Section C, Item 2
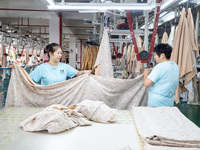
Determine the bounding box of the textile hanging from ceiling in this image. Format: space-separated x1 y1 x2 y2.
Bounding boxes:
6 64 147 110
94 29 113 78
168 26 175 47
161 32 168 44
132 107 200 149
187 8 199 57
170 8 196 103
81 45 99 73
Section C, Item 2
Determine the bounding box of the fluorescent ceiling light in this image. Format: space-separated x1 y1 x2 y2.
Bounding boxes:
197 1 200 4
47 3 154 10
160 11 168 18
161 12 174 22
46 0 55 5
79 10 105 13
161 0 174 10
179 0 188 4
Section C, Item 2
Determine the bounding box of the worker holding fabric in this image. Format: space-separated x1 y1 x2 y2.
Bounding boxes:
143 44 179 107
28 43 91 86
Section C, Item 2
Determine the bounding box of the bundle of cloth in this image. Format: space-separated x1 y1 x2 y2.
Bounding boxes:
132 107 200 150
20 100 118 133
6 64 147 109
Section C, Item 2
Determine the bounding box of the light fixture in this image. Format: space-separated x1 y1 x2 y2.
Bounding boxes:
179 0 188 5
46 0 55 6
161 0 175 10
161 12 174 23
47 3 155 10
140 11 174 29
197 1 200 5
79 10 105 13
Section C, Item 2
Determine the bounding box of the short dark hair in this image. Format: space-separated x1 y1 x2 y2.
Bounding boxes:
45 43 61 59
154 44 172 59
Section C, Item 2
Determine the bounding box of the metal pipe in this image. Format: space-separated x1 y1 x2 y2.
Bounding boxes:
10 24 93 29
0 8 77 13
59 12 62 46
1 25 4 62
80 39 82 70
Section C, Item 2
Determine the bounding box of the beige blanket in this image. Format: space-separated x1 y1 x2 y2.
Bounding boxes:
20 107 90 133
94 28 113 78
20 100 118 133
76 100 118 123
132 107 200 149
6 64 147 109
161 32 168 44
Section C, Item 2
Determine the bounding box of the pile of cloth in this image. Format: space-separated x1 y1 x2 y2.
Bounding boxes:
20 100 118 133
132 107 200 150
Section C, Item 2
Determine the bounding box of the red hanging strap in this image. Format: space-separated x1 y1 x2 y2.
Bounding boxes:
148 0 162 61
126 10 140 61
126 0 162 63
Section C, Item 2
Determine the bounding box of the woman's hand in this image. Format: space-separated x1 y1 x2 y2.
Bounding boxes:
144 68 152 76
76 70 92 76
84 70 92 76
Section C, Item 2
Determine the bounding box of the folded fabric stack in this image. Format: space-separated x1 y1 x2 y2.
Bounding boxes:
131 107 200 150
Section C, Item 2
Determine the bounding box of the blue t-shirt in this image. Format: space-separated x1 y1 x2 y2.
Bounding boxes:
29 62 78 86
147 61 179 107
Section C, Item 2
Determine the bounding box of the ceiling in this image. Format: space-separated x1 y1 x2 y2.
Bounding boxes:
0 0 199 44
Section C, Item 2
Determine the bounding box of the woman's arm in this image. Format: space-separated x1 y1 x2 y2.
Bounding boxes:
143 68 153 87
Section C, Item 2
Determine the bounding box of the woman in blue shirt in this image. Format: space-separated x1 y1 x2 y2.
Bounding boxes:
29 43 91 86
143 44 179 107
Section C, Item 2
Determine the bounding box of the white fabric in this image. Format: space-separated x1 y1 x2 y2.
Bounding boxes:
94 28 113 78
168 26 175 47
76 100 118 123
20 107 90 133
20 100 118 133
132 107 200 149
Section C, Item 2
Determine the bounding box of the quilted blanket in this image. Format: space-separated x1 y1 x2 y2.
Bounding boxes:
132 107 200 149
6 64 147 109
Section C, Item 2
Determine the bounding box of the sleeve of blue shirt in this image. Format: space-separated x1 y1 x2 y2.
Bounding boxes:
66 64 78 78
29 66 41 83
147 65 161 83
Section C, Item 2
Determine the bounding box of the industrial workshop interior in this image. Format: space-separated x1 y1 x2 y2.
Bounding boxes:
1 0 200 149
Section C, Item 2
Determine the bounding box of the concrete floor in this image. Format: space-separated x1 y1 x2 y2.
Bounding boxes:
175 102 200 127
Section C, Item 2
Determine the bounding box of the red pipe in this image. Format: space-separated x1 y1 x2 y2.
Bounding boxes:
59 12 62 46
0 8 77 13
148 0 162 61
126 10 140 61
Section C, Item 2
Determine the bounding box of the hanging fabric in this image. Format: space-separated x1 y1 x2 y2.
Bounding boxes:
168 26 175 47
161 32 168 44
94 28 113 78
170 8 196 104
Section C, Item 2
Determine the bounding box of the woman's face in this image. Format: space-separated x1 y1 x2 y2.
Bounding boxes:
154 52 161 64
154 52 165 64
50 47 62 62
